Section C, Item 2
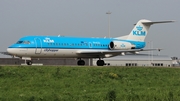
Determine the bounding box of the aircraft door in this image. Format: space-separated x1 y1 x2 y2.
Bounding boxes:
89 42 92 48
34 38 42 54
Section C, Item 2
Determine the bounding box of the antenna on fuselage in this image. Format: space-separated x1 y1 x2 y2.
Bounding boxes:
58 34 61 37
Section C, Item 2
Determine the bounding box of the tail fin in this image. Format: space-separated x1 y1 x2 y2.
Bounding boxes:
116 19 174 41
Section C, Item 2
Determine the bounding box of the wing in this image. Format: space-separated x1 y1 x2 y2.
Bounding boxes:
76 49 161 58
0 52 11 55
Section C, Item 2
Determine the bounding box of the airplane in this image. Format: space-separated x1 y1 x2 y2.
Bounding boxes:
6 19 174 66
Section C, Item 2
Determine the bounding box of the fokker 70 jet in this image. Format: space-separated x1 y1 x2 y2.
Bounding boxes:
6 19 174 66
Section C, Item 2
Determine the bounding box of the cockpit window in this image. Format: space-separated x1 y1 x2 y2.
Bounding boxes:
16 41 30 44
23 41 30 44
16 41 23 44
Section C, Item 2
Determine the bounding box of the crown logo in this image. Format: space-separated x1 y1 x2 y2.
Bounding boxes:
121 44 125 47
136 25 143 31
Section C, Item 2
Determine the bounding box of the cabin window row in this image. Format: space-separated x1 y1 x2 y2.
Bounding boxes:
47 43 87 46
47 43 109 47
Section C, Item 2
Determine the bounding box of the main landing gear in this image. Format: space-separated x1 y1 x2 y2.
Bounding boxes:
77 58 105 66
96 60 105 66
77 59 85 66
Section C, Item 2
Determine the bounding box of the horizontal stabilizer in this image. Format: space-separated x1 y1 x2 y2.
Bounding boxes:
142 20 175 25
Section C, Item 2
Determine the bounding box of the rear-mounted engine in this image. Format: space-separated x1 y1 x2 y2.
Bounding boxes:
109 41 135 50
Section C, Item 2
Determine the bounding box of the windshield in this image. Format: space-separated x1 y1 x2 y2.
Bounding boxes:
23 41 30 44
16 41 30 44
16 41 23 44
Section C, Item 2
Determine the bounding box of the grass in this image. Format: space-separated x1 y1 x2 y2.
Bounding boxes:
0 66 180 100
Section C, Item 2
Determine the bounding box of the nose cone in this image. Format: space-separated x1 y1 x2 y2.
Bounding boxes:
7 48 15 55
7 43 21 55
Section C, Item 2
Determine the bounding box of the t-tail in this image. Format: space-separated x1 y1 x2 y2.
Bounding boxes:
116 19 174 42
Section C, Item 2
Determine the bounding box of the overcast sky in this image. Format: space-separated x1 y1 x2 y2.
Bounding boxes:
0 0 179 58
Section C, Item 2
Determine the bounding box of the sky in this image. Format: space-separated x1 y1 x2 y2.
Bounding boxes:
0 0 179 58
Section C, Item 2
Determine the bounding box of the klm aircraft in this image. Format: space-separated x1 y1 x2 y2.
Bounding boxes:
6 19 174 66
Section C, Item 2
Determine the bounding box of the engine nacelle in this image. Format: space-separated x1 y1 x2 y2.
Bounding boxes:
109 41 135 50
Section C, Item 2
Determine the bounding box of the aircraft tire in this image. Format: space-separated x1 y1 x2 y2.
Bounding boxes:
26 61 32 65
96 60 104 66
77 60 85 66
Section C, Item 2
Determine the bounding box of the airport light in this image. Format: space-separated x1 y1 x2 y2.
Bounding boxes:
106 11 111 38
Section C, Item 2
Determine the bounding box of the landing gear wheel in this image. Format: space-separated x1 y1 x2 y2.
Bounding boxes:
96 60 105 66
26 61 32 65
77 60 85 66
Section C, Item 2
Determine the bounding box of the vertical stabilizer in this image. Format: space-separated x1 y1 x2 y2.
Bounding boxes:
116 19 174 42
127 19 151 41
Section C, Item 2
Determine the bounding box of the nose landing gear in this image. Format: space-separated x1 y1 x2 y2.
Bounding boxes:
26 60 32 65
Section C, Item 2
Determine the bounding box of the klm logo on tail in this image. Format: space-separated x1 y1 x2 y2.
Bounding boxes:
132 25 146 36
